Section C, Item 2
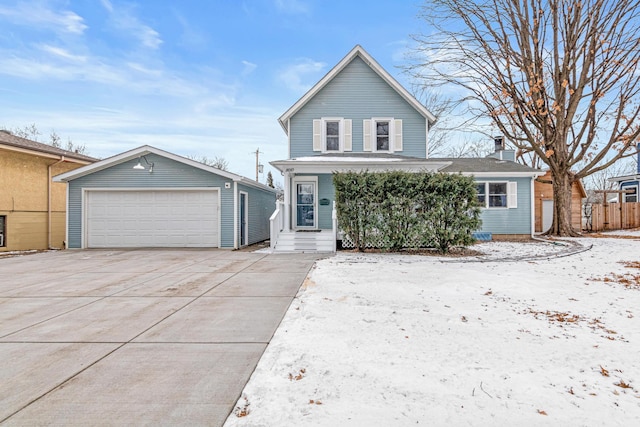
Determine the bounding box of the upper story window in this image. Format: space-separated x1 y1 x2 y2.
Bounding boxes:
476 182 518 208
325 120 340 151
313 118 352 153
364 118 402 153
376 121 390 151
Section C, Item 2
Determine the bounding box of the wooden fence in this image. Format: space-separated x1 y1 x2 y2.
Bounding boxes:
588 202 640 231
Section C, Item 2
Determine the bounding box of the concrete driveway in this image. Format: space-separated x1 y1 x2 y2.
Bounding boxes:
0 249 319 426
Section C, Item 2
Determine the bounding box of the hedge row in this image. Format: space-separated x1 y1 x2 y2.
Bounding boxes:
333 171 482 253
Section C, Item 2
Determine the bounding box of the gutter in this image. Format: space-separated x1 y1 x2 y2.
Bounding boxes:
48 156 65 249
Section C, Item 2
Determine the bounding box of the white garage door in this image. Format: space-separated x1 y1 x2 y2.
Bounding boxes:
86 190 219 248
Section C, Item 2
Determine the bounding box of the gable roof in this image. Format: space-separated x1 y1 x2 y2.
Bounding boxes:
0 130 96 163
277 45 437 134
54 145 277 192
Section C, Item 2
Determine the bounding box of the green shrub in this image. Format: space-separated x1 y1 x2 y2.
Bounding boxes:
333 171 482 253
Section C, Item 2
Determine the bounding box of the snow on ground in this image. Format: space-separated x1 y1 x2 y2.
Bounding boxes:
225 233 640 427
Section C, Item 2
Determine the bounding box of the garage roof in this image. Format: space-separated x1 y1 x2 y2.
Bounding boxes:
53 145 277 192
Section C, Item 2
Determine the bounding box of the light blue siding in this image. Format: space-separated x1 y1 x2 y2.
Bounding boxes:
66 154 269 248
238 183 276 245
476 177 533 235
289 56 427 159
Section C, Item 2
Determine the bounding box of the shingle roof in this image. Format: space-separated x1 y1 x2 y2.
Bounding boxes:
434 157 542 174
0 130 97 162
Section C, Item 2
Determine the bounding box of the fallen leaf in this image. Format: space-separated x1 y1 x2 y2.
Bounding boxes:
537 409 548 416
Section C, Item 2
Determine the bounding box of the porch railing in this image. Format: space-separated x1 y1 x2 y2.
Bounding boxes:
331 201 337 252
269 200 284 249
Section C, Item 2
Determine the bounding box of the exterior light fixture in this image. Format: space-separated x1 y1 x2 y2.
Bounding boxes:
133 156 154 173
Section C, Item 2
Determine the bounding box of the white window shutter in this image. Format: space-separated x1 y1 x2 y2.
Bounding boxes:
393 119 403 151
343 119 352 151
363 119 372 152
312 119 322 152
507 181 518 208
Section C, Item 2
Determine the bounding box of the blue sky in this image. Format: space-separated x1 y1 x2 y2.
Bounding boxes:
0 0 428 182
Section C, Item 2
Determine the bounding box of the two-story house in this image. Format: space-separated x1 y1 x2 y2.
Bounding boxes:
269 45 543 252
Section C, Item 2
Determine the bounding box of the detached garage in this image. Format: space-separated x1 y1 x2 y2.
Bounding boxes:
54 145 276 249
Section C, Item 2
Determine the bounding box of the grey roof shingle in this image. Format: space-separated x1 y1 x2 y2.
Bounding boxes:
0 130 97 162
434 157 541 174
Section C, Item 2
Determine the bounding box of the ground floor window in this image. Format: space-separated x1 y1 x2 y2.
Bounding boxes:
622 185 638 203
476 182 509 208
0 215 5 247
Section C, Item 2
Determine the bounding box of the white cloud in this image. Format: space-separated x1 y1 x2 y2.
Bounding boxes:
241 60 257 76
0 2 87 34
274 0 310 15
279 58 326 93
100 0 163 50
39 44 87 62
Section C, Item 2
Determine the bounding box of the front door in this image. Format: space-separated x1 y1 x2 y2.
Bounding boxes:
295 181 316 229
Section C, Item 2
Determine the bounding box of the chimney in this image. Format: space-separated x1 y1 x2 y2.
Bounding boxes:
494 136 504 152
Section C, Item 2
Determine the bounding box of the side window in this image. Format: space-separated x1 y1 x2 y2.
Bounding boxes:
0 215 5 247
476 182 516 208
623 185 637 203
364 118 402 152
488 183 508 207
476 183 486 206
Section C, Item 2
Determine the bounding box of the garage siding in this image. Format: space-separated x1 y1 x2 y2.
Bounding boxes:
238 183 276 245
67 155 236 248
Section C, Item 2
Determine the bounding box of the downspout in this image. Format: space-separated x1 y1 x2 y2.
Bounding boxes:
530 176 536 238
48 156 65 249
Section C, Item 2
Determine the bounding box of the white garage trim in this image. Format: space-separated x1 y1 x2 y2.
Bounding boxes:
82 187 220 248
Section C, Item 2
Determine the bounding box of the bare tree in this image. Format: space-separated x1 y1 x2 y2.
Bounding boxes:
410 0 640 236
3 124 88 154
188 155 229 171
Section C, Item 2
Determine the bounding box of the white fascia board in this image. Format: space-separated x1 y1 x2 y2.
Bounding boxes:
455 171 545 178
270 159 451 174
608 174 640 183
277 45 437 132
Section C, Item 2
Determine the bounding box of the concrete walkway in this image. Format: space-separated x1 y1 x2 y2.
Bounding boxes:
0 249 319 426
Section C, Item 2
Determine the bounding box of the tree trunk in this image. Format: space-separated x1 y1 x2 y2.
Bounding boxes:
548 170 580 236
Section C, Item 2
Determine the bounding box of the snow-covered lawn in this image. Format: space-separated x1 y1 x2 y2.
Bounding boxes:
225 233 640 426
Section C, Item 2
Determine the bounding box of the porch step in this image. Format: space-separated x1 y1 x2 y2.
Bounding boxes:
273 231 335 253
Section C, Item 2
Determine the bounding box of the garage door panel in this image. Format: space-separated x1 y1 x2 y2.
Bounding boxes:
87 190 219 248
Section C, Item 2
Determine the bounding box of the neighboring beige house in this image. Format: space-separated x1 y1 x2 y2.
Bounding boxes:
0 130 96 251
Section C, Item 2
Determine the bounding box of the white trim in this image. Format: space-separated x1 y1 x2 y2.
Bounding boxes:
54 145 276 193
277 45 437 134
292 176 318 230
81 187 220 249
65 184 70 249
370 117 395 153
530 178 536 236
272 159 450 174
320 117 344 153
239 191 249 246
507 181 518 208
476 181 515 209
233 182 238 249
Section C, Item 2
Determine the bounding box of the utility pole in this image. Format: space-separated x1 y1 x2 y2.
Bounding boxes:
253 148 263 182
